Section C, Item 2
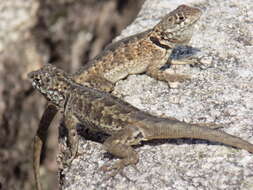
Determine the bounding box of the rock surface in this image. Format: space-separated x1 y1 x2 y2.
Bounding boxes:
60 0 253 189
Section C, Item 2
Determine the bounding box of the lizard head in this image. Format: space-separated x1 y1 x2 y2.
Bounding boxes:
153 5 202 47
28 64 69 107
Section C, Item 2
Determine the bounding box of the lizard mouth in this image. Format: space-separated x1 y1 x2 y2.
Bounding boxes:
183 16 200 29
32 79 41 89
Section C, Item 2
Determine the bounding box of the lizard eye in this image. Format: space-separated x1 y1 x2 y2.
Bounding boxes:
32 78 41 88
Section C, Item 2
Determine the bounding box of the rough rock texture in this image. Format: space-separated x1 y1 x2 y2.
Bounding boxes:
60 0 253 189
0 0 143 190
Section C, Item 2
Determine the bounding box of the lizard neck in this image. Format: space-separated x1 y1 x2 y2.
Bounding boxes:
44 76 74 109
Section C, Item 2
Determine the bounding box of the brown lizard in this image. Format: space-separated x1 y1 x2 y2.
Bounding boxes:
32 5 202 190
29 64 253 184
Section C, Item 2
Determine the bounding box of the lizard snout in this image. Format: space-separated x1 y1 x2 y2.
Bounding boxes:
27 70 43 89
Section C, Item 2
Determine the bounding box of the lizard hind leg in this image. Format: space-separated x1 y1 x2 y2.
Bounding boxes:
102 127 141 177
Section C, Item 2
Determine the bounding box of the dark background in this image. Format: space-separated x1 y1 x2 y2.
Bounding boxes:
0 0 144 189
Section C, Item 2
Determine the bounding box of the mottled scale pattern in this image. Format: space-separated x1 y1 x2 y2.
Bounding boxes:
68 85 139 134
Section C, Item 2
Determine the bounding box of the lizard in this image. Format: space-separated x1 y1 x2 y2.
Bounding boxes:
29 64 253 184
32 5 202 190
33 4 203 188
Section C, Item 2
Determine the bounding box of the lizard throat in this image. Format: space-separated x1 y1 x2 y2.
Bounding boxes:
45 90 65 106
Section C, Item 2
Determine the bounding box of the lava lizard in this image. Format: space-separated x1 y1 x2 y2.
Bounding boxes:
32 5 202 190
29 64 253 187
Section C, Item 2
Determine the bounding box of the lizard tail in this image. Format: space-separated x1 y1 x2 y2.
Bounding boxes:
142 118 253 153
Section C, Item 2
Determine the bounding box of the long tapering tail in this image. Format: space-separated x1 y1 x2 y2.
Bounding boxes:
141 117 253 153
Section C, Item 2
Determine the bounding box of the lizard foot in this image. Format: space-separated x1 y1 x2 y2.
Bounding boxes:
63 151 77 166
102 128 140 178
62 142 80 166
101 159 139 180
165 73 191 83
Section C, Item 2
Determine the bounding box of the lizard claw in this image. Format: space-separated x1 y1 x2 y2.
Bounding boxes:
62 145 85 166
100 163 121 180
100 160 124 175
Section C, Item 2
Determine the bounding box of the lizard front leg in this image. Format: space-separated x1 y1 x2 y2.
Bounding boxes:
170 57 201 65
146 62 190 83
102 127 142 177
146 50 204 83
63 113 80 165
